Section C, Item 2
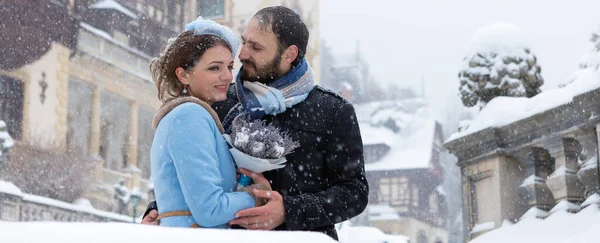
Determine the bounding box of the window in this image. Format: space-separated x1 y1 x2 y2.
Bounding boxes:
99 92 130 170
378 178 390 203
198 0 225 19
412 187 419 207
156 9 163 22
429 192 438 214
148 5 155 17
0 75 24 140
378 177 410 205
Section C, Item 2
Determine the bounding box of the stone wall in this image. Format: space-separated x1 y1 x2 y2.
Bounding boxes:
445 87 600 241
0 182 131 223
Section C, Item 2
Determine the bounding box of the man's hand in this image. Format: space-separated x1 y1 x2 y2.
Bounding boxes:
239 184 269 206
229 189 286 230
141 209 159 225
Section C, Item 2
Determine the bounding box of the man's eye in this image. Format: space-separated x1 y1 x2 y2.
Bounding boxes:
253 45 261 51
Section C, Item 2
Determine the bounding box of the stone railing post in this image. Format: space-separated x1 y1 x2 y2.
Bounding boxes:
516 147 555 212
577 125 600 197
546 137 585 203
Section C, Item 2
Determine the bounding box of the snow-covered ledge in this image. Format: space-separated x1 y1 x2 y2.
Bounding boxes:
0 180 132 223
0 221 338 243
444 84 600 240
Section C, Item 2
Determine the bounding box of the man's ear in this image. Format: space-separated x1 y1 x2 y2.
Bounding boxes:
283 45 299 64
175 67 190 85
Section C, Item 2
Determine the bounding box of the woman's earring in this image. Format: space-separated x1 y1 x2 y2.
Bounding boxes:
183 85 188 94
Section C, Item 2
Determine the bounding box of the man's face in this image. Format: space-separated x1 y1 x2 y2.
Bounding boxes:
239 18 284 83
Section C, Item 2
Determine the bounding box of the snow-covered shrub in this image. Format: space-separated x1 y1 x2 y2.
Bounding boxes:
458 23 544 108
579 28 600 70
1 139 93 202
0 120 14 166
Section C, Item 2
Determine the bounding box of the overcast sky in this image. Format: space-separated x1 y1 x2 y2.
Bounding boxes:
320 0 600 113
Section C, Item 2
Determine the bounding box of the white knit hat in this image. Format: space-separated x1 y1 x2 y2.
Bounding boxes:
185 17 239 58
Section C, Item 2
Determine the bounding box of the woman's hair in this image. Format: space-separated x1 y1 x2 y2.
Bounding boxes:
150 31 231 101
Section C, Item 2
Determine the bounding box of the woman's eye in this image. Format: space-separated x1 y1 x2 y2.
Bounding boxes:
209 66 219 71
228 66 234 71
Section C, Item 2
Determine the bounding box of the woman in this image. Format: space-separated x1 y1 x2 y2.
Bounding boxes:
149 18 268 229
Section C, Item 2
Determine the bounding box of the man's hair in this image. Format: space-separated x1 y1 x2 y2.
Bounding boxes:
253 6 309 66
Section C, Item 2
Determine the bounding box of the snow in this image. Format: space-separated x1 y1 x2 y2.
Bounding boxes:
359 123 394 146
0 120 14 150
458 23 542 108
548 166 577 179
365 117 436 171
581 193 600 207
470 200 600 243
73 198 95 210
0 120 14 158
356 99 438 171
22 193 133 222
470 221 495 234
519 207 548 220
519 175 545 187
80 22 152 60
579 29 600 69
337 224 409 243
368 204 401 221
0 180 23 197
580 155 598 171
90 0 138 19
549 200 581 214
449 68 600 141
341 81 354 91
0 179 133 222
464 23 530 58
0 221 338 243
436 185 446 196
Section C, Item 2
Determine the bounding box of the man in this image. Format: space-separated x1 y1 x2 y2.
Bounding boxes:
142 6 368 240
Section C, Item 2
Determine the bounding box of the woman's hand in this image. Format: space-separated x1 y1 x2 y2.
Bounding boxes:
238 168 272 191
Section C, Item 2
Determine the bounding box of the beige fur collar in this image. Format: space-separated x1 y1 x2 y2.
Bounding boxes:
152 96 225 134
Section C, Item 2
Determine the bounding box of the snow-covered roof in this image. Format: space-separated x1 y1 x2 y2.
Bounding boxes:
365 117 436 171
80 22 152 60
0 221 337 243
368 204 401 221
0 180 23 196
78 22 153 82
359 123 394 146
356 99 438 171
470 197 600 243
449 68 600 141
90 0 138 19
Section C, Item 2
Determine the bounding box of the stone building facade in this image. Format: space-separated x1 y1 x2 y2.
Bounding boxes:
444 87 600 241
0 0 321 221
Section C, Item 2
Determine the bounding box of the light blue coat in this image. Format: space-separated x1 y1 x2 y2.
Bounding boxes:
151 102 255 228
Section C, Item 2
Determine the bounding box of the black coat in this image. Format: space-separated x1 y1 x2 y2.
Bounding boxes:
213 85 369 240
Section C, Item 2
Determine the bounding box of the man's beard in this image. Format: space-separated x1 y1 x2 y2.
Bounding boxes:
240 53 282 83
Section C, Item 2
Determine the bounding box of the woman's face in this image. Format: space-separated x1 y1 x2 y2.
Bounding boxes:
178 44 234 103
